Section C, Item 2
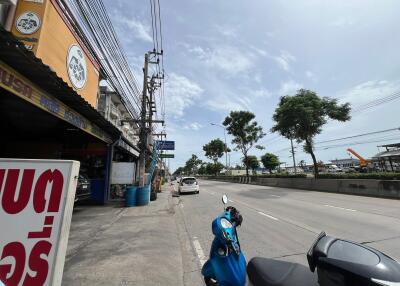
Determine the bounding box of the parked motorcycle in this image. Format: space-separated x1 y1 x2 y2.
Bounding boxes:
203 194 400 286
202 194 247 286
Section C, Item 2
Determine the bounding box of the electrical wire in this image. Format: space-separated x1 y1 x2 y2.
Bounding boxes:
316 127 400 144
60 0 142 119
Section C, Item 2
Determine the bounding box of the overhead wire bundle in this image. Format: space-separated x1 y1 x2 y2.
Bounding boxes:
148 0 166 135
57 0 142 119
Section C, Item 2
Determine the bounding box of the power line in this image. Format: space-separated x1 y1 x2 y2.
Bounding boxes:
149 0 156 52
316 127 400 144
61 0 142 118
352 90 400 114
315 135 400 150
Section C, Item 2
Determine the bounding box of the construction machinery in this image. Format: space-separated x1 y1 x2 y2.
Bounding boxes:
346 148 371 170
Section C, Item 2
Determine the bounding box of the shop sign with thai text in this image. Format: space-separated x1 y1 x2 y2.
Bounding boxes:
0 159 80 286
0 61 112 143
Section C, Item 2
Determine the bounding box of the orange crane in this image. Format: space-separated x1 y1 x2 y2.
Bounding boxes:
346 148 370 168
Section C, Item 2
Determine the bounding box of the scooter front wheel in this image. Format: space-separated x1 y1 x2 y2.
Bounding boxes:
204 277 218 286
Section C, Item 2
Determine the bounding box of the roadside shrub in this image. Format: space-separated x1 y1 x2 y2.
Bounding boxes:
318 173 400 180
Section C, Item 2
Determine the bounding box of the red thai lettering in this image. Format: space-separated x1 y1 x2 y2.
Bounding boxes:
0 242 26 286
22 241 51 286
2 169 35 214
0 169 5 194
33 169 64 213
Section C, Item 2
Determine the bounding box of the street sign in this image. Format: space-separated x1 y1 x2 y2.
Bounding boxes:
160 154 175 158
0 159 80 286
156 140 175 150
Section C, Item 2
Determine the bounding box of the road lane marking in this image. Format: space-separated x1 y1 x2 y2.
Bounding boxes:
193 239 207 266
228 199 235 203
324 204 356 212
270 195 280 198
258 211 279 221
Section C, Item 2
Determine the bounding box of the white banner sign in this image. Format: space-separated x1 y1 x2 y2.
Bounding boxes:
0 159 80 286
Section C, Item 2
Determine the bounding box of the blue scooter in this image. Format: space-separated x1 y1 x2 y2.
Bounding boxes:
201 197 400 286
202 194 246 286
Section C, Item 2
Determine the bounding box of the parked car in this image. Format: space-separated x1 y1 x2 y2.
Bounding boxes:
75 174 91 202
178 177 199 195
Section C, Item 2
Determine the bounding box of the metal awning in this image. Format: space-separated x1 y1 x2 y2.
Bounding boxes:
373 149 400 159
0 28 121 140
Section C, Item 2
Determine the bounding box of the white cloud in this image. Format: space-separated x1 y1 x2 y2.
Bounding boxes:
116 16 152 42
187 45 253 75
187 46 208 59
330 17 356 27
215 25 237 38
207 47 253 74
275 50 296 72
250 45 269 57
253 88 272 98
165 73 203 118
184 122 203 130
305 70 317 81
278 80 303 96
205 95 246 112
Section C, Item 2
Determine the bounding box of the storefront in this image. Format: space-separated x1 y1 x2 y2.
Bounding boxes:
0 29 125 204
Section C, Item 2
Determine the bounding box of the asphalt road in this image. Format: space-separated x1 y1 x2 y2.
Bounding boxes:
176 179 400 283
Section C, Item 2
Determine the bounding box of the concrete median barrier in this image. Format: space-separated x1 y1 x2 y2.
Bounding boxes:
199 176 400 199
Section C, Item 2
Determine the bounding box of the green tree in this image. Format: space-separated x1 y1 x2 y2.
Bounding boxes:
203 139 227 164
198 163 207 175
184 154 202 175
173 167 184 176
298 160 306 170
272 89 351 177
223 111 265 177
205 162 224 176
242 155 259 174
261 153 280 174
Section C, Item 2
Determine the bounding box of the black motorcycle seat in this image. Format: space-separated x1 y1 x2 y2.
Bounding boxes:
247 257 318 286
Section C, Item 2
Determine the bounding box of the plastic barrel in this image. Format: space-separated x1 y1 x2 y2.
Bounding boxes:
126 186 138 207
136 185 150 206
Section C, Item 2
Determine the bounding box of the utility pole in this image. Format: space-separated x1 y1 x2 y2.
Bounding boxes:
138 50 164 187
138 53 149 187
290 138 297 174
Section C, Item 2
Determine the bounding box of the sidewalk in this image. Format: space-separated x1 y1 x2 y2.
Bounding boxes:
62 186 185 286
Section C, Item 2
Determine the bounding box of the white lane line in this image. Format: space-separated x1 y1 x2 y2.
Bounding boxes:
228 199 235 203
258 211 279 221
270 195 281 198
324 204 356 212
193 239 207 266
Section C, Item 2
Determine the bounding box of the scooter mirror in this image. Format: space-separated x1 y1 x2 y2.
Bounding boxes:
222 194 228 205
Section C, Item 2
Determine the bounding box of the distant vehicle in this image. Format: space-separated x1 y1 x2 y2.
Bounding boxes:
327 164 343 173
178 177 199 195
75 173 91 202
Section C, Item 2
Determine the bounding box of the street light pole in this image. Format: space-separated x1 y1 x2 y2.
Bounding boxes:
210 123 228 169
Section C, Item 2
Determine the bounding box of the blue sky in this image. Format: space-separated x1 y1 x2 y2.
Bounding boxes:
105 0 400 171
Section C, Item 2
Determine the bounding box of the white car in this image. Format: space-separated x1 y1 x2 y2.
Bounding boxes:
178 177 199 194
